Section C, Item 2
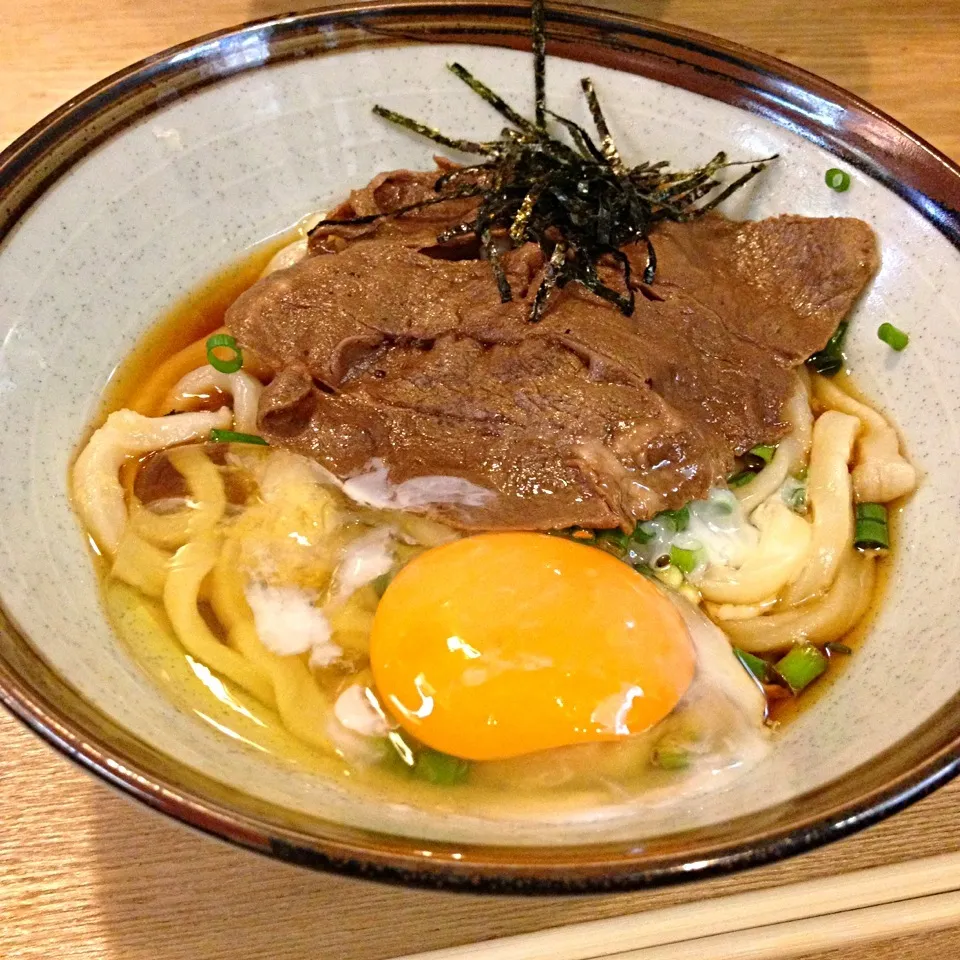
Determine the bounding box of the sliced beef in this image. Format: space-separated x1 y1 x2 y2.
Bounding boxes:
227 167 878 531
309 164 482 255
629 214 878 363
254 336 725 530
535 288 798 458
229 238 534 390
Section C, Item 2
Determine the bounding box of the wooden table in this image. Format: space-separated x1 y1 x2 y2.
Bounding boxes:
1 2 959 958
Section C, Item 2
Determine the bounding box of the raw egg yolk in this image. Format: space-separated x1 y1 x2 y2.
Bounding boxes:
370 533 696 761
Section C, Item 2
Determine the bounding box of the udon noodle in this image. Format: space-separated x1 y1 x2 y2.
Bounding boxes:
66 0 923 815
69 221 916 814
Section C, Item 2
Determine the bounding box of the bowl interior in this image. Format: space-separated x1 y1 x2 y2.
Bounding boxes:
1 13 960 867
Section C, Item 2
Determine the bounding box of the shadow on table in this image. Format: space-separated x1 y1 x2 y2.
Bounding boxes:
84 724 960 960
86 784 635 960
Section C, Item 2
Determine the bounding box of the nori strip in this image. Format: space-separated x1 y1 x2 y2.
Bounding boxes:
580 78 625 175
328 2 779 321
532 0 547 128
371 105 492 155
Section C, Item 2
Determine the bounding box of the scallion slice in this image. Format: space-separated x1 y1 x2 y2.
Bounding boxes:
806 320 848 377
659 505 690 532
784 483 807 513
775 644 828 694
877 322 909 352
206 333 244 374
209 429 268 446
595 528 629 551
631 523 655 545
734 647 769 683
727 470 755 488
854 502 889 550
669 544 701 574
651 743 690 771
825 168 851 192
748 444 776 464
825 641 853 656
857 502 887 521
413 749 470 785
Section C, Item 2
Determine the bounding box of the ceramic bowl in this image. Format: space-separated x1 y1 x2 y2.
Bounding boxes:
1 0 959 893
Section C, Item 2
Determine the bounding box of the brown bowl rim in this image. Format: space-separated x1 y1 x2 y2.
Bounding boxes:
1 0 959 894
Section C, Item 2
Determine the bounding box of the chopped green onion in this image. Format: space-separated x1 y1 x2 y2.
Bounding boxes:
669 544 701 574
784 483 807 513
206 333 244 374
413 748 470 785
734 647 769 683
654 563 683 589
857 502 887 521
748 444 777 465
806 320 848 377
595 528 629 551
209 429 268 446
631 523 655 545
825 168 851 192
659 505 690 532
650 731 695 771
825 641 853 656
729 448 776 488
651 743 690 771
727 470 755 488
877 322 909 352
854 502 889 550
775 644 829 694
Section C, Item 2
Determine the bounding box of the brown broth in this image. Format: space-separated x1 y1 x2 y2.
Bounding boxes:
767 543 893 725
767 370 902 724
97 236 288 420
91 239 895 744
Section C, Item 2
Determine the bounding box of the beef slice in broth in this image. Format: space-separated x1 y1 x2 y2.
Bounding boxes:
227 167 878 531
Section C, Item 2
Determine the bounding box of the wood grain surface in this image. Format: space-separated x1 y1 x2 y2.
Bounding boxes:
1 1 959 958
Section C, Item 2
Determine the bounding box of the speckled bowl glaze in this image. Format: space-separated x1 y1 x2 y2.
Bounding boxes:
1 0 959 892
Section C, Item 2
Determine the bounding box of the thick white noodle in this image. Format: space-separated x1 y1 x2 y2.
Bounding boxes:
164 364 262 435
812 374 917 503
72 407 231 555
721 550 877 653
260 237 309 277
698 500 812 605
780 410 860 606
705 597 777 621
737 377 813 516
110 529 171 598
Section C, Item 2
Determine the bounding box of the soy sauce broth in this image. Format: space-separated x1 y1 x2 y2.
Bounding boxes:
85 235 892 804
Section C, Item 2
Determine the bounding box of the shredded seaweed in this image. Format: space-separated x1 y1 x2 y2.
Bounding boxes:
310 0 776 321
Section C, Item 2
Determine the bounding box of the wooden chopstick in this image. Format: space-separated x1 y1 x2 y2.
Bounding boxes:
613 890 960 959
396 852 960 960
